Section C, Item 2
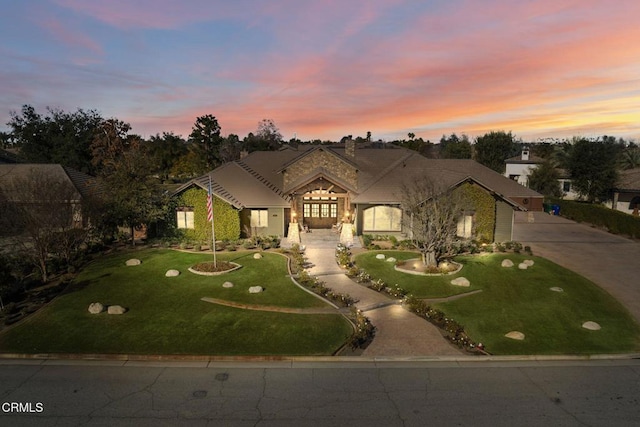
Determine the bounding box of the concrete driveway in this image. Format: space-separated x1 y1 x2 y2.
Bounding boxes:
513 211 640 324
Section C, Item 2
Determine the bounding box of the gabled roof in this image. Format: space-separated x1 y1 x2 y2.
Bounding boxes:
614 168 640 192
0 164 99 202
505 153 545 164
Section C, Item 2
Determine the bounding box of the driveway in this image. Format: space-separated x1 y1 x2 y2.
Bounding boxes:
513 211 640 324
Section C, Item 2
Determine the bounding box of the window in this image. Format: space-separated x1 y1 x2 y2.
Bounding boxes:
457 214 474 238
250 210 269 227
311 204 320 217
321 204 329 217
303 204 310 217
563 181 571 192
176 208 194 229
363 206 402 231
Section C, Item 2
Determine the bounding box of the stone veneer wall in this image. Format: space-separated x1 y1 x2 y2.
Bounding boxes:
283 150 357 190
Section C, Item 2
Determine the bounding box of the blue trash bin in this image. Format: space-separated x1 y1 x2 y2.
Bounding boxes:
552 204 560 215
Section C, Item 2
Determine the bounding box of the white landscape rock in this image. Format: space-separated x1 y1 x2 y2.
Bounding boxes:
582 321 601 331
505 331 525 340
376 254 386 260
501 259 514 268
550 287 564 293
107 305 127 315
523 260 535 267
518 263 529 270
165 269 180 277
253 253 263 259
450 277 470 287
88 302 104 314
249 286 264 294
222 281 234 288
125 258 141 266
386 257 397 263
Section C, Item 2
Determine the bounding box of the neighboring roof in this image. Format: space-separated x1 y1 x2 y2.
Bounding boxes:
0 148 21 164
0 164 99 201
505 153 545 164
176 143 542 210
614 168 640 192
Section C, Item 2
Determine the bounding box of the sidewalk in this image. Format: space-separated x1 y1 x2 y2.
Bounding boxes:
301 230 463 357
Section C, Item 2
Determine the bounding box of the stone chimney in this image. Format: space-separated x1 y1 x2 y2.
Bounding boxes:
345 138 355 159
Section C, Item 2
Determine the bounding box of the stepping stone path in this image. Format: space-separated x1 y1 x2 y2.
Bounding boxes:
107 305 127 315
249 286 263 294
222 281 234 288
550 287 564 292
253 253 263 259
386 257 397 263
505 331 525 340
501 259 514 268
450 277 470 287
582 321 601 330
376 254 386 260
165 269 180 277
125 258 141 266
88 302 104 314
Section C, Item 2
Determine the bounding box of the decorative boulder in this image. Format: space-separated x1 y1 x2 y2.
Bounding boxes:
165 269 180 277
523 260 535 267
125 258 141 266
222 281 234 288
107 305 127 315
501 259 514 268
450 277 470 287
249 286 263 294
88 302 104 314
376 254 386 260
582 321 601 331
253 253 263 259
518 263 529 270
550 287 564 293
505 331 525 340
386 257 397 263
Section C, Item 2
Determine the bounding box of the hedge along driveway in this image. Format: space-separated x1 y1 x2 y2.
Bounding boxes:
355 250 640 355
0 250 353 355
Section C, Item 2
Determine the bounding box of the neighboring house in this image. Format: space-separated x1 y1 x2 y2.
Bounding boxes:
611 168 640 216
0 164 100 231
174 141 542 243
0 148 22 164
504 147 580 200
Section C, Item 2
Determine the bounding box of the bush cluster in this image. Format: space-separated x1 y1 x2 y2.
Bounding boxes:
550 198 640 239
346 267 409 298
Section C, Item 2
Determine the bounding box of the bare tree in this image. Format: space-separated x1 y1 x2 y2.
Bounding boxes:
401 178 463 268
0 167 86 282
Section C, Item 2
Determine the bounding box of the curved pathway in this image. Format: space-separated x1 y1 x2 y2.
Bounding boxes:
300 230 464 357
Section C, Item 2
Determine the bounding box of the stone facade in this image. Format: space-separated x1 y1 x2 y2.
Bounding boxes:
283 149 357 190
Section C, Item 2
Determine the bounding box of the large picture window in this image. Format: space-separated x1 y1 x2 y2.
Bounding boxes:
363 206 402 232
250 210 269 227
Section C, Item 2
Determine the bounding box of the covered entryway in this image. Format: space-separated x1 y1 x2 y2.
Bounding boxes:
291 177 350 230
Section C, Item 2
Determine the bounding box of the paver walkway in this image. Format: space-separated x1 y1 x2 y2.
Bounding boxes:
300 229 463 357
513 211 640 324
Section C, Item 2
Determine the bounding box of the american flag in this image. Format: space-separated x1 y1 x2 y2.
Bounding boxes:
206 177 213 223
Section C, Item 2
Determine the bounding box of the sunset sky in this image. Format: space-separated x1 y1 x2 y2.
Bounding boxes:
2 0 640 142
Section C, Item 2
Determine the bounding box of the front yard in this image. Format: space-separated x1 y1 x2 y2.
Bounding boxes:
355 250 640 355
0 249 353 356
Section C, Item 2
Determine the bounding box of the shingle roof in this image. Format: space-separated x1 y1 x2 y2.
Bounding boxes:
0 164 99 202
615 168 640 192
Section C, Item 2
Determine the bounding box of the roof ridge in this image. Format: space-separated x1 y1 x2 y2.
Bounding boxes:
357 151 415 195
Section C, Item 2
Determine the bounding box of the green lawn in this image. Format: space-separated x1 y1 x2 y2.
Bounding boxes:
356 250 640 355
0 249 353 355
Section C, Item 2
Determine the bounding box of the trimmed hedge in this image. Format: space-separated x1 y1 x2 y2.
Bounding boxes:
550 198 640 239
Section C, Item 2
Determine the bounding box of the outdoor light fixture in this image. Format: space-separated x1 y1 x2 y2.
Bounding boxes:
292 211 297 222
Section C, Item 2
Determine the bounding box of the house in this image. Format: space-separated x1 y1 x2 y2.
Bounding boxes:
0 164 100 232
611 168 640 216
505 147 579 199
173 141 543 244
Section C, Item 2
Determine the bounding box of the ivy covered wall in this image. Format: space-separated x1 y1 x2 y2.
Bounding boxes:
455 182 496 242
176 187 240 242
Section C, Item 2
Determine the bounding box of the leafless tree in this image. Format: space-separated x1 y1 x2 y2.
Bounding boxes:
0 168 87 282
401 178 463 268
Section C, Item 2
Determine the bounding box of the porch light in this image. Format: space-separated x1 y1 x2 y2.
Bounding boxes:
292 211 297 222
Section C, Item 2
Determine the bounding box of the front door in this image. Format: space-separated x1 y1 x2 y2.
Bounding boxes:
303 201 338 229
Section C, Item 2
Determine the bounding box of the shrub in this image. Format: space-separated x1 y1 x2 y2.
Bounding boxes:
550 198 640 239
349 309 376 349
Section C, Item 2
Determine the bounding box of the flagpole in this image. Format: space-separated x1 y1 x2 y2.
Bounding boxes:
208 174 217 268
